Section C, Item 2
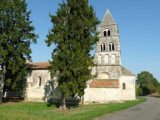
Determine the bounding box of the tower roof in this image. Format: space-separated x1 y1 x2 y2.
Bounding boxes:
99 9 116 26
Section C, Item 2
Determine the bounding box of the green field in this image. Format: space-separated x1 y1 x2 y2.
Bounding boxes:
0 98 145 120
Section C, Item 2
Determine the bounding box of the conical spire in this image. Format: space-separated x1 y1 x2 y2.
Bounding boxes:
99 9 116 26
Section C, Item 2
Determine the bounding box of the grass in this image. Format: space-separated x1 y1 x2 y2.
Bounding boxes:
0 98 145 120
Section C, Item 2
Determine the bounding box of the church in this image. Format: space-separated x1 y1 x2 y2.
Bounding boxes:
25 10 136 103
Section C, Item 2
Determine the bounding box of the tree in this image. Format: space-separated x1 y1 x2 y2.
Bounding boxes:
46 0 99 109
137 71 160 96
136 85 142 96
0 0 37 98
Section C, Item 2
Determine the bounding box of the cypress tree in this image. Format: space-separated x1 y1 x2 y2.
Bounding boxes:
46 0 99 109
0 0 37 97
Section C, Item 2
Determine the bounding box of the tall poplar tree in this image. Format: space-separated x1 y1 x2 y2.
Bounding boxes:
0 0 37 97
46 0 99 109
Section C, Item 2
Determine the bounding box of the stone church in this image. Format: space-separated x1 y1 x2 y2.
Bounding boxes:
26 10 136 103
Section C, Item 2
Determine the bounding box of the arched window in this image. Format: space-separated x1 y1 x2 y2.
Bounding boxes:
38 76 42 87
109 42 114 51
103 44 105 51
100 43 105 52
109 44 112 51
104 54 109 64
112 43 114 51
122 83 126 90
104 31 107 36
108 30 111 36
100 45 103 51
111 54 116 64
104 29 111 37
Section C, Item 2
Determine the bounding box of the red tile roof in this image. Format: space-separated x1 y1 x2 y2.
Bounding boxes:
27 62 50 70
89 80 119 88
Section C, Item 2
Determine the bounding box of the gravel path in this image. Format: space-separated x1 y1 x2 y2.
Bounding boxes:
96 97 160 120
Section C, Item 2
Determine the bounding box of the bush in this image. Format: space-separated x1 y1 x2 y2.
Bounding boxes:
136 87 143 96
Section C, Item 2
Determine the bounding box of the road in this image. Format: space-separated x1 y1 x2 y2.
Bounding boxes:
96 97 160 120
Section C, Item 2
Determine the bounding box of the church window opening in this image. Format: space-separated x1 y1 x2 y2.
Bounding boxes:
112 43 114 50
104 29 111 37
108 30 111 36
122 83 126 90
109 42 114 51
38 76 42 87
101 45 102 51
100 43 105 52
109 44 111 51
104 31 107 36
103 44 105 51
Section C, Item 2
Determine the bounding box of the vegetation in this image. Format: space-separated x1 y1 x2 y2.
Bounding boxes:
0 0 37 96
150 92 160 98
46 0 99 109
136 71 160 96
0 98 145 120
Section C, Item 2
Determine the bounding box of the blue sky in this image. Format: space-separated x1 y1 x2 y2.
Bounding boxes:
26 0 160 80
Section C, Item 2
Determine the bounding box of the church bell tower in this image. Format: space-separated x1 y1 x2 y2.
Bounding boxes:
94 10 121 79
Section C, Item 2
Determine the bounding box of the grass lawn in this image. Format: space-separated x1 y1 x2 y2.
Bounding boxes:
0 98 145 120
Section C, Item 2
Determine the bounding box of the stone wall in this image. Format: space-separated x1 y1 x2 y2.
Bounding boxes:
120 76 136 100
84 83 121 103
25 69 136 103
91 65 121 79
83 75 136 103
25 70 51 101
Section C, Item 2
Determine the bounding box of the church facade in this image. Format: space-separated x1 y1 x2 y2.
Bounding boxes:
25 10 136 103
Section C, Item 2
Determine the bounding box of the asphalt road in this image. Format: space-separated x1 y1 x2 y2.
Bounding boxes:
96 97 160 120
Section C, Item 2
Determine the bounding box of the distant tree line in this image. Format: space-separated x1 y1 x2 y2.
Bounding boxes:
136 71 160 96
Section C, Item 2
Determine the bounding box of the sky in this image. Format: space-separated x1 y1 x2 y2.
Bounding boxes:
26 0 160 80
